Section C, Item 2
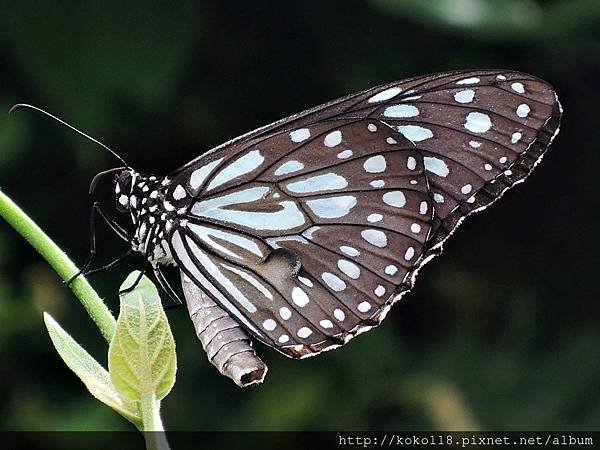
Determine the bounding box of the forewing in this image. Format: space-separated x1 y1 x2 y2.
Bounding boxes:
335 70 562 244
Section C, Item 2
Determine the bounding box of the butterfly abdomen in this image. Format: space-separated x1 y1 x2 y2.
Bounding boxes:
182 272 267 387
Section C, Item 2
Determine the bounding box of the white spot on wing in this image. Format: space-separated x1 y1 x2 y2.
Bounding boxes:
395 125 433 142
263 319 277 331
306 195 357 218
382 191 406 208
424 157 450 177
363 155 387 173
289 128 311 143
511 82 525 93
385 265 398 275
357 301 372 312
334 308 345 321
292 287 310 307
337 259 360 279
384 104 419 118
516 103 530 118
511 132 522 143
286 173 348 193
340 246 360 257
454 89 475 103
361 229 387 248
298 276 313 287
368 87 402 103
320 319 334 329
407 156 417 170
324 130 342 147
337 149 353 159
367 213 383 223
297 327 313 338
206 150 264 190
322 272 346 291
275 160 304 176
456 77 480 85
279 307 292 320
464 112 492 133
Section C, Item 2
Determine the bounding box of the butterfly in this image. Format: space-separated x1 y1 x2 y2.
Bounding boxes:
15 69 563 364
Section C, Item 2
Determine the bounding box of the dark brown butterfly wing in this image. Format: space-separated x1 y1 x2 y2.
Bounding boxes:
166 70 561 358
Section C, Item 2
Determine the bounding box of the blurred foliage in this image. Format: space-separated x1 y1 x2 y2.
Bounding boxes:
0 0 599 432
372 0 600 40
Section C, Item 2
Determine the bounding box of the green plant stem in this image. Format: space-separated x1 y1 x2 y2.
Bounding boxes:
0 189 116 342
141 393 170 450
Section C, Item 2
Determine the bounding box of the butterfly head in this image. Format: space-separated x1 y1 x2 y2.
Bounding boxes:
113 168 165 218
115 168 140 212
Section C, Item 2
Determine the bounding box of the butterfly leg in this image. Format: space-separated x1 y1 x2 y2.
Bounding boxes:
81 248 135 278
118 262 149 295
66 201 132 286
153 266 184 311
90 201 132 242
117 225 157 295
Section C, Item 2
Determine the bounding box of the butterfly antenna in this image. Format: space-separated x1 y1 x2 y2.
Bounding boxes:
9 103 129 167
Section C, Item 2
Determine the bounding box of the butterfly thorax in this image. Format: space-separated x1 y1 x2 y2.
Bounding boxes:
114 169 188 266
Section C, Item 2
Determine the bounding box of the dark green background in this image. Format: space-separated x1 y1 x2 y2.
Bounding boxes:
0 0 598 431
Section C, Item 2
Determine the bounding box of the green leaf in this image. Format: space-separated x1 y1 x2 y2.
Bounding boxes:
108 272 177 403
43 312 140 427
